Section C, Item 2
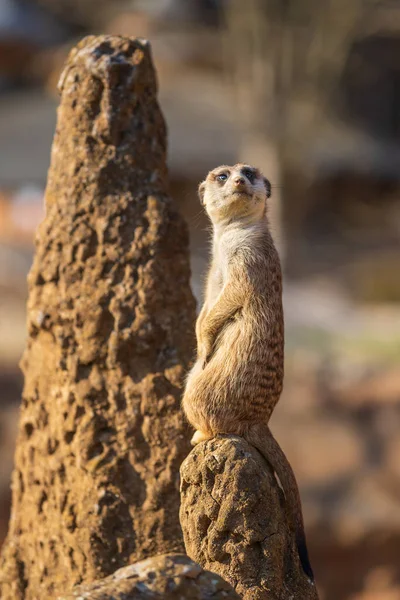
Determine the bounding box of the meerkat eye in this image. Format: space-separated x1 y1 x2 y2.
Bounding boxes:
242 169 255 182
216 173 228 182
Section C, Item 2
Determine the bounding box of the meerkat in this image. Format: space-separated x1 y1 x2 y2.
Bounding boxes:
182 163 314 580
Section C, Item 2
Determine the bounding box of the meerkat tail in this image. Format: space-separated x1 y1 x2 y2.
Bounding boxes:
246 424 314 581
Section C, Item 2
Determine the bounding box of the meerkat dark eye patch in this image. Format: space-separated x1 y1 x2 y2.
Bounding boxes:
241 168 256 183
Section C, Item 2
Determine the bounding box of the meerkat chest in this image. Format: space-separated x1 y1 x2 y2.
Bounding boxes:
216 228 254 277
207 262 223 304
213 242 231 285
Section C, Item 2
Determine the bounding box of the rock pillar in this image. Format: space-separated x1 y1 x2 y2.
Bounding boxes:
0 35 196 599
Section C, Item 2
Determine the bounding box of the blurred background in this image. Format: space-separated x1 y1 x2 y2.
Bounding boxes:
0 1 399 598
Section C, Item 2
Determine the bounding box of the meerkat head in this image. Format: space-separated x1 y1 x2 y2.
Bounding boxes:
198 163 271 225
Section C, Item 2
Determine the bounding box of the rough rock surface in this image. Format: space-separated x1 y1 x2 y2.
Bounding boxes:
180 435 319 600
0 35 196 599
60 553 240 599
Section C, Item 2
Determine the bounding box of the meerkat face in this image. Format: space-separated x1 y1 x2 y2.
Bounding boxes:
198 163 271 224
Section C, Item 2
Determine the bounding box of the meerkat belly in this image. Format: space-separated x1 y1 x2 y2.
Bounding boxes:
195 323 279 429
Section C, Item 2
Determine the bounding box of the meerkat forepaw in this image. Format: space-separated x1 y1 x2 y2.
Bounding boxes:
198 341 213 368
190 430 210 446
197 352 207 369
197 342 208 360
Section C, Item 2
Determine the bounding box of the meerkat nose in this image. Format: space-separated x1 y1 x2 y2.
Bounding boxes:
234 176 246 186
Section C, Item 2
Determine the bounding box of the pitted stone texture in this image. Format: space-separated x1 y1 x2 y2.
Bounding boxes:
60 553 240 599
180 436 319 600
0 35 196 599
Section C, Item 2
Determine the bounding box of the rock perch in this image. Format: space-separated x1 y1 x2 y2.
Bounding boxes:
0 35 196 599
180 436 319 600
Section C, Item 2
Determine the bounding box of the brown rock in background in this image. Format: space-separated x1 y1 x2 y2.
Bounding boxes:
60 553 240 599
0 35 196 599
180 436 319 600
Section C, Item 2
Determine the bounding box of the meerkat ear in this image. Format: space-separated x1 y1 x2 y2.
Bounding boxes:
264 178 272 199
198 181 206 205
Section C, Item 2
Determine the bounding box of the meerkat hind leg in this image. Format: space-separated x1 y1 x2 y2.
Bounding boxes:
191 430 211 446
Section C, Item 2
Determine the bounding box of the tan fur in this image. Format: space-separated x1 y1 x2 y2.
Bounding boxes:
182 163 314 580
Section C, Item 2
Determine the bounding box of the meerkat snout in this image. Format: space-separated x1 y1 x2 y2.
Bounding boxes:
233 175 246 187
